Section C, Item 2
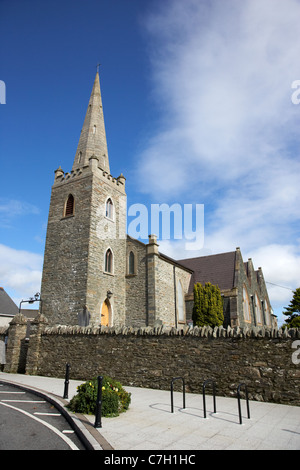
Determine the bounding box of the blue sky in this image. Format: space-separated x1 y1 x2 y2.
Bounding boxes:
1 0 300 325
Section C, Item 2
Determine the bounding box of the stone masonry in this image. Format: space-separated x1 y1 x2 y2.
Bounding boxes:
16 316 300 406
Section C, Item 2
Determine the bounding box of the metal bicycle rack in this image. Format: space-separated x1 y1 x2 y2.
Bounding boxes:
237 382 250 424
202 379 217 419
170 377 186 413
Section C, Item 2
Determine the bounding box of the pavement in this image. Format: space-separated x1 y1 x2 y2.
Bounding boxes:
0 371 300 451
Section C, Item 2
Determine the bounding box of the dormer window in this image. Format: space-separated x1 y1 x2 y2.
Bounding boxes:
64 194 74 217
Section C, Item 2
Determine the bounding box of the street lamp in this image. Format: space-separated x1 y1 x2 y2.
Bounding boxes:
19 292 42 313
107 290 113 300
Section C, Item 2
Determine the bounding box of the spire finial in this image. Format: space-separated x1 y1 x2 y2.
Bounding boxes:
96 63 101 74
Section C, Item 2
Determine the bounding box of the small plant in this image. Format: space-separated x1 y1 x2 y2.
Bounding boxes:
68 376 131 417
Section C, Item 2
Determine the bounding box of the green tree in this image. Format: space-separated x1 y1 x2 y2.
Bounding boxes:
192 282 224 327
283 287 300 328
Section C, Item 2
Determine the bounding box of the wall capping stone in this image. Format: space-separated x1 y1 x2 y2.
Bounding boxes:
42 324 300 339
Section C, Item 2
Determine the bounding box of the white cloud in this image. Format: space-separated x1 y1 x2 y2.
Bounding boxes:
135 0 300 324
0 244 43 306
246 243 300 325
137 0 300 198
0 198 40 228
246 244 300 302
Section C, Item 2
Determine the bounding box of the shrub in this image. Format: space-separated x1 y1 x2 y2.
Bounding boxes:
192 282 224 327
68 376 131 417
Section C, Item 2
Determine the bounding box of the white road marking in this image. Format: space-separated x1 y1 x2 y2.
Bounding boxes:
1 400 46 403
0 401 79 450
0 391 26 394
34 412 61 416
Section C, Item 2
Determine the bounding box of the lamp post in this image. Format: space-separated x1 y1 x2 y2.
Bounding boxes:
19 292 42 314
107 290 113 300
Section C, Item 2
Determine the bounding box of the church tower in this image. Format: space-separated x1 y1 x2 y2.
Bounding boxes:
41 72 127 327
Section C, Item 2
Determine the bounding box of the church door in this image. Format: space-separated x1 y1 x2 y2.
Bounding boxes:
101 299 110 326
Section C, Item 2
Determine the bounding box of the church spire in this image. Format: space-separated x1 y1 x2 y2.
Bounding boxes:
72 71 110 173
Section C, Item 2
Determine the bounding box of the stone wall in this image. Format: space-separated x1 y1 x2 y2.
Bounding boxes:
155 258 191 327
24 320 300 406
41 170 92 326
235 250 273 329
41 161 127 328
3 314 28 374
125 238 148 327
124 235 192 328
87 171 127 327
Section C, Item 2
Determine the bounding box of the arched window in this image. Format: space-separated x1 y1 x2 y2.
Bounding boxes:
264 299 270 326
93 125 96 134
105 248 113 273
128 251 135 275
242 286 251 322
65 194 74 217
255 293 263 324
105 198 113 219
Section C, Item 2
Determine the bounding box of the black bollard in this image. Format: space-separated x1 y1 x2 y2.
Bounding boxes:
94 376 103 428
63 363 70 399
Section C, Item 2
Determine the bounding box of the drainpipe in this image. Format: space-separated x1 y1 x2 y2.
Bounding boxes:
173 265 177 329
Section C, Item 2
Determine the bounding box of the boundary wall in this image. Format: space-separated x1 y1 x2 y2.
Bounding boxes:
2 314 300 406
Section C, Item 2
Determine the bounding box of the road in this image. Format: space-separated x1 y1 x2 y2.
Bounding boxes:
0 383 86 450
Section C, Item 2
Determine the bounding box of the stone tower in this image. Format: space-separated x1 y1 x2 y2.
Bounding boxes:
41 72 127 327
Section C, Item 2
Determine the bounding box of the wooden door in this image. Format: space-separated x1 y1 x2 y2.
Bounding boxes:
101 300 109 326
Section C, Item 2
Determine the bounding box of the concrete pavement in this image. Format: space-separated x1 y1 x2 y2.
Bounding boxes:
1 372 299 450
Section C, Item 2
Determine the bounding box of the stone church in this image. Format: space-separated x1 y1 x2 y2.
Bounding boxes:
41 72 276 330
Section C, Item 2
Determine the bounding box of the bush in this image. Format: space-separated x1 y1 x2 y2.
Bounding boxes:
68 376 131 417
192 282 224 327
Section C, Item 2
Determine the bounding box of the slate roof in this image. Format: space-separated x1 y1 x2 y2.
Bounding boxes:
177 251 237 294
0 287 19 315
